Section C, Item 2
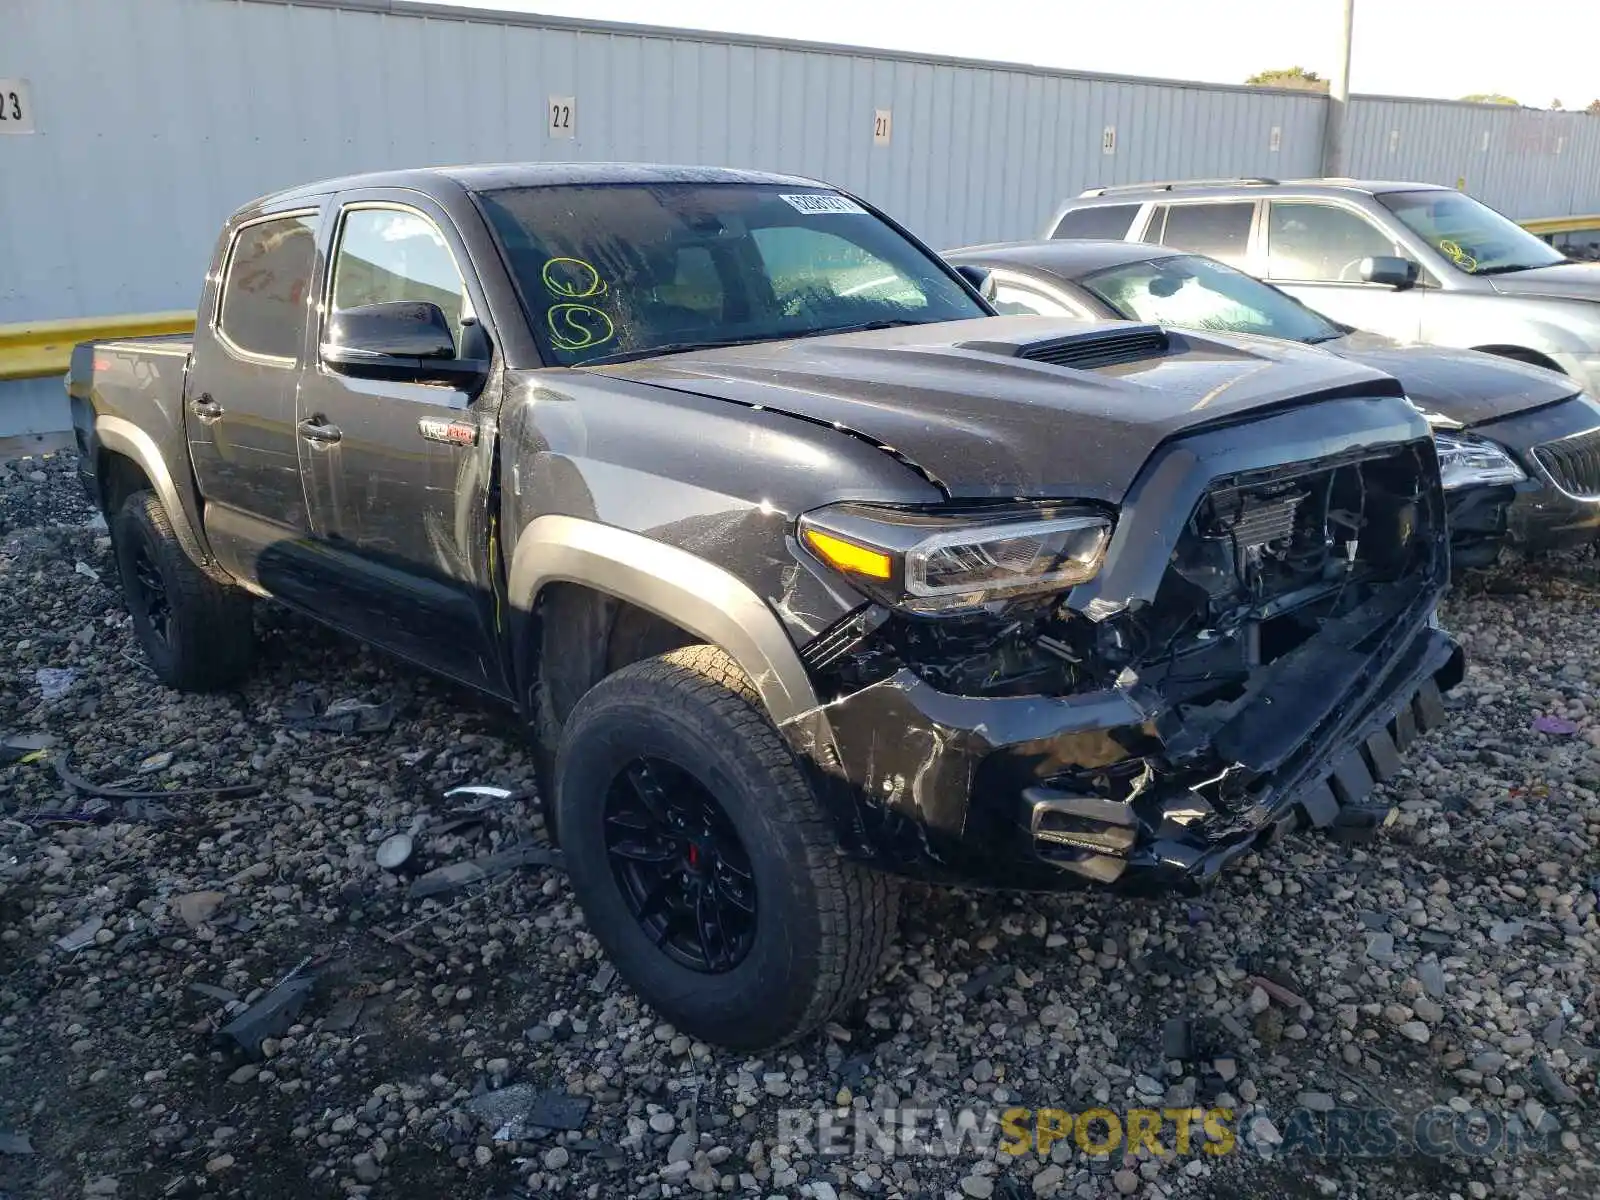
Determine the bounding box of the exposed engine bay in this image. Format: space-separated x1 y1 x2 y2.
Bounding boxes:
812 442 1441 707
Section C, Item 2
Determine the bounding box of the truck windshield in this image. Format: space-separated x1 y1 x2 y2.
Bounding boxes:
1079 254 1344 344
1376 190 1565 276
474 183 987 365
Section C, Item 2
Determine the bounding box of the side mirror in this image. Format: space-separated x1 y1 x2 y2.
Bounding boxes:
321 301 487 386
953 264 995 300
1360 255 1420 290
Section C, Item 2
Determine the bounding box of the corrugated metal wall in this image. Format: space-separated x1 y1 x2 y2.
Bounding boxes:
5 0 1600 331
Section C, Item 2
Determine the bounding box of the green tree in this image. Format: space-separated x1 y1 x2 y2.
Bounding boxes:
1460 93 1519 105
1246 67 1328 93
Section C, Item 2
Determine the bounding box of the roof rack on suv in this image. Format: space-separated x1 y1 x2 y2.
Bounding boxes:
1079 178 1280 197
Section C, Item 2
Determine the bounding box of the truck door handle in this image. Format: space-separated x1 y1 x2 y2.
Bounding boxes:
190 395 224 423
297 416 343 446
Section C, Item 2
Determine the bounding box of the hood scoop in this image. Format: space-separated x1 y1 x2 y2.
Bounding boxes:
963 324 1172 371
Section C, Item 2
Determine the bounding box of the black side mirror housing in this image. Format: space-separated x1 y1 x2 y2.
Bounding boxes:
321 301 488 387
1360 255 1420 290
953 264 995 300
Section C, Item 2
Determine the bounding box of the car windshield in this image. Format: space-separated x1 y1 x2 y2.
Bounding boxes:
1376 189 1565 276
473 183 987 365
1077 253 1343 344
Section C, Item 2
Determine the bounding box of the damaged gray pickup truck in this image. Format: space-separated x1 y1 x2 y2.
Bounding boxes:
68 164 1463 1050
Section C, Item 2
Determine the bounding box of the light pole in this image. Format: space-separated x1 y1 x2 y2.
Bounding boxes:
1322 0 1354 177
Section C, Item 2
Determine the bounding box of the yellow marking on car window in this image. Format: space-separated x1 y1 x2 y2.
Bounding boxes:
548 303 616 351
542 257 607 298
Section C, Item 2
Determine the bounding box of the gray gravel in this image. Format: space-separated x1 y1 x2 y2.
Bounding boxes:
2 451 1597 1200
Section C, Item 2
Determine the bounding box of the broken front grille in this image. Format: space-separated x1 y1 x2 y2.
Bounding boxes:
1533 426 1600 499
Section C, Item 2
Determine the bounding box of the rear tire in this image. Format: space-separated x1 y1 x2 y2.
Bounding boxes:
113 490 255 691
554 644 899 1050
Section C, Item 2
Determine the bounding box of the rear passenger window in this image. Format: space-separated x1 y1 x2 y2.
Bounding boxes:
1051 204 1140 241
217 214 318 361
1149 203 1254 266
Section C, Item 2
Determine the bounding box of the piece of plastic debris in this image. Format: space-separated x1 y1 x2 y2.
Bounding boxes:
1162 1017 1195 1061
589 965 617 994
407 844 563 899
74 560 100 582
138 750 175 773
468 1085 593 1140
176 891 227 928
1245 975 1308 1010
322 996 365 1032
35 667 78 701
444 784 523 808
218 975 314 1060
286 695 396 734
1532 715 1580 735
0 1129 34 1156
376 833 415 872
0 732 55 765
55 916 104 952
189 982 240 1005
51 751 260 801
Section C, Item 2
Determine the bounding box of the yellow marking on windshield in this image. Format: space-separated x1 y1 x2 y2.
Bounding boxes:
1437 239 1478 272
542 257 608 298
548 303 616 351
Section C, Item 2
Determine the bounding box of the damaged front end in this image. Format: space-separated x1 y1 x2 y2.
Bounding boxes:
790 398 1464 893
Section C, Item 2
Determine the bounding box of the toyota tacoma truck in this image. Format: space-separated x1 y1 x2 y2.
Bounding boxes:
68 164 1463 1050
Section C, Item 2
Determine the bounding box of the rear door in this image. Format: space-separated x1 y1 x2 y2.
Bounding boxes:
1260 199 1425 342
185 207 322 585
292 190 507 695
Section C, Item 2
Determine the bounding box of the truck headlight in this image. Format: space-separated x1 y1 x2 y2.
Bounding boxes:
798 503 1112 614
1433 431 1526 491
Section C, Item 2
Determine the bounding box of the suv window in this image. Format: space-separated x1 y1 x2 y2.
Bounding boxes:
989 278 1082 318
1147 203 1254 266
216 213 318 361
1051 204 1140 241
332 207 469 351
1267 202 1398 282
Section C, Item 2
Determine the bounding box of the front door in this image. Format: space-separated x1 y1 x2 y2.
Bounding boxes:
1261 200 1426 343
294 194 507 695
185 208 320 585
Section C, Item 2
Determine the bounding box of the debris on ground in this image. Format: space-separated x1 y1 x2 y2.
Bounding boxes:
33 666 77 700
3 455 1597 1198
407 843 563 900
467 1085 593 1140
283 692 397 733
175 890 227 928
53 915 104 952
1532 714 1581 735
217 972 316 1060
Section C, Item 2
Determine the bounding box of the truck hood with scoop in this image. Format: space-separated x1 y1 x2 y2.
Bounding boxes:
1323 331 1580 428
592 316 1414 502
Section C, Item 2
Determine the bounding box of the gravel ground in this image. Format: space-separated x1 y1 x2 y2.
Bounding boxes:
1 450 1597 1200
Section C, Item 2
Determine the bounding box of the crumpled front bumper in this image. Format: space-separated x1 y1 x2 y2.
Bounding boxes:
805 620 1463 894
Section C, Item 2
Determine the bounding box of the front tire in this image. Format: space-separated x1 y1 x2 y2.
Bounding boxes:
554 645 899 1050
113 490 255 691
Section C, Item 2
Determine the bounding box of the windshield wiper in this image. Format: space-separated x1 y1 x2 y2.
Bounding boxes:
1473 263 1546 276
1304 331 1346 344
580 335 781 366
580 319 931 366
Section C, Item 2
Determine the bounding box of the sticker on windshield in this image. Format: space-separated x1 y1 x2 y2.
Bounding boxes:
779 193 867 216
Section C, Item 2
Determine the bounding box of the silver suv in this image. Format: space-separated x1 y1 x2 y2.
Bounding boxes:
1044 178 1600 396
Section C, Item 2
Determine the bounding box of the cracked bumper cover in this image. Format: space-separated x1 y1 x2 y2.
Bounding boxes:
807 619 1463 893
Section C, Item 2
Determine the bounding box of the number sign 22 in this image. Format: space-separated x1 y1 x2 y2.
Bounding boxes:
549 96 575 139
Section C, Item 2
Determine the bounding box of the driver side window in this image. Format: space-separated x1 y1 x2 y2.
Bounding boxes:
332 207 470 351
1267 202 1399 282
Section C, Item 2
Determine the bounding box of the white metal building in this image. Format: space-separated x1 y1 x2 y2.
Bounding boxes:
5 0 1600 437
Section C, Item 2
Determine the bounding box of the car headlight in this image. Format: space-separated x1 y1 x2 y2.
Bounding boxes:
1433 430 1526 490
797 502 1112 614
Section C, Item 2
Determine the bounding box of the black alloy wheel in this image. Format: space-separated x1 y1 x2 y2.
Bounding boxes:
602 756 757 973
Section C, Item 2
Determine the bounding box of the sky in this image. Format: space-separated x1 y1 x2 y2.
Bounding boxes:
425 0 1600 107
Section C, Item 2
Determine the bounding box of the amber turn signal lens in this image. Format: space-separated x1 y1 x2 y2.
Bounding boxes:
803 528 894 580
